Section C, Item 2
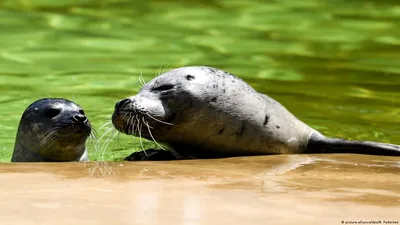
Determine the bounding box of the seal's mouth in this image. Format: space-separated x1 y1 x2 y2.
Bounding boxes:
57 122 92 137
112 110 142 135
112 97 174 138
112 98 150 135
112 109 163 139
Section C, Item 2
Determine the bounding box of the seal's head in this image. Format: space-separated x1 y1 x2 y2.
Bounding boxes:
12 98 91 162
112 66 265 157
113 67 198 133
113 66 237 135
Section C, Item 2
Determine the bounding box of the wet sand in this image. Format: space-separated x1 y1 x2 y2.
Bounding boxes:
0 154 399 225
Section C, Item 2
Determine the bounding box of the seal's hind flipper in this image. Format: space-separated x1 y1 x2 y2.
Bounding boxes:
124 149 179 161
307 133 400 156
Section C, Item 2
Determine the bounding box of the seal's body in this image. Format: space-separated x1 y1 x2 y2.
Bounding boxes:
12 98 91 162
112 66 400 160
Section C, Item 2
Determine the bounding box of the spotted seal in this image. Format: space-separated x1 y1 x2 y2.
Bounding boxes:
112 66 400 160
11 98 92 162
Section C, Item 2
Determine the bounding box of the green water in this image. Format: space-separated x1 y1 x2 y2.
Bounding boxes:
0 0 399 162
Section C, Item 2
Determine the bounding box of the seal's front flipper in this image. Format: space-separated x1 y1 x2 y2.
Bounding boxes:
307 133 400 156
124 149 179 161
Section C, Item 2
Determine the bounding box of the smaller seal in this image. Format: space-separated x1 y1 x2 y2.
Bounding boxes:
11 98 92 162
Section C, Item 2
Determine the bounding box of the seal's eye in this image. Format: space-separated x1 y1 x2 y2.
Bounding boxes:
152 84 174 92
44 108 61 118
79 109 85 115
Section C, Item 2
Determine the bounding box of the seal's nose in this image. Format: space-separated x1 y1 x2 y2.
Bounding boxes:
72 114 88 123
115 98 131 109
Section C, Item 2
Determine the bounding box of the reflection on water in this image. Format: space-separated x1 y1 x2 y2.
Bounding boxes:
0 154 398 224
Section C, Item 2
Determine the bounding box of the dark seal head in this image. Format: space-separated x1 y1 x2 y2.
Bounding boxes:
11 98 92 162
112 66 400 160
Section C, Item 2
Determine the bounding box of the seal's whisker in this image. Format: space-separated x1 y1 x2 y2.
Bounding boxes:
89 128 98 141
133 114 139 136
95 126 115 154
95 126 114 150
99 128 118 160
157 58 169 76
121 112 133 135
139 70 144 85
125 112 132 134
113 131 123 160
121 116 130 134
90 126 98 136
101 130 118 161
137 79 143 88
128 115 137 150
157 63 163 77
143 118 165 150
138 71 143 87
37 131 60 151
37 125 65 146
138 78 144 88
37 134 57 150
98 121 112 131
116 132 122 147
37 127 61 148
120 113 131 132
145 113 174 126
101 128 117 153
136 116 147 155
37 137 59 152
139 70 146 87
39 126 59 140
87 129 98 150
161 63 169 74
130 113 137 136
142 117 154 129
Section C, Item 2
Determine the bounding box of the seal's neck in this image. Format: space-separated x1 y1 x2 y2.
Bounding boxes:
11 144 48 162
11 143 87 162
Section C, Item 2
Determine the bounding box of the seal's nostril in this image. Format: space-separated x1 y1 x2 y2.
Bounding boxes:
73 114 87 123
115 98 131 109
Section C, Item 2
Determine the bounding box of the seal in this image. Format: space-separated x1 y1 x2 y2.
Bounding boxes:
112 66 400 160
11 98 92 162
